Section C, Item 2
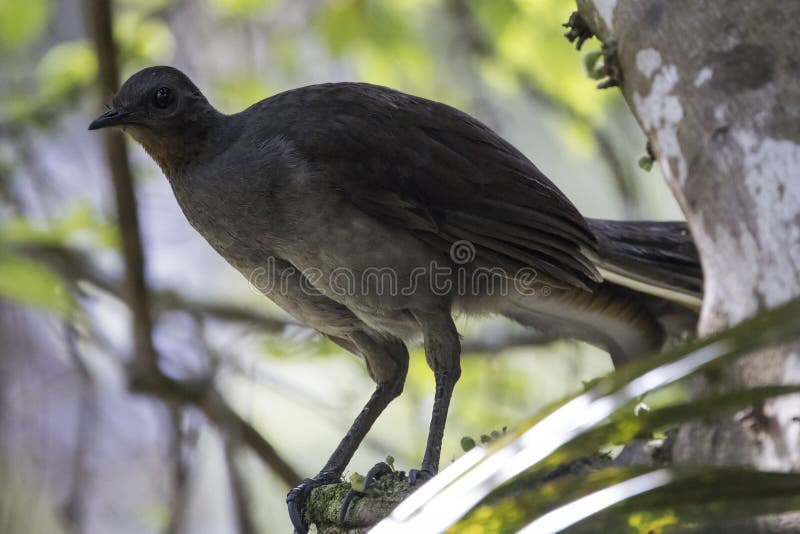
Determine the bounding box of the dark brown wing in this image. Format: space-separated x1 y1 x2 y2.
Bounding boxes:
261 82 600 289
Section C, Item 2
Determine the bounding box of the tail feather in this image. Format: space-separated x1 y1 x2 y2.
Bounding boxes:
586 219 704 310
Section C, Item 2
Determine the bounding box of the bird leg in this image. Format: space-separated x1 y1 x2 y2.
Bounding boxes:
410 310 461 483
338 313 460 523
288 334 407 534
288 380 404 533
412 367 461 482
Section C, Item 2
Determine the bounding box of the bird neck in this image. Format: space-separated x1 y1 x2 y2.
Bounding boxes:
133 108 231 178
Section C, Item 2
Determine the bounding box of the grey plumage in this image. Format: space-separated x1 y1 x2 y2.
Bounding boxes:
89 66 702 533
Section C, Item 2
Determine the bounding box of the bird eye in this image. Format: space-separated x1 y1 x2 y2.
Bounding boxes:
152 87 173 109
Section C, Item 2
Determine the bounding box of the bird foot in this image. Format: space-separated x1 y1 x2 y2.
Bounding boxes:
287 471 340 534
339 461 394 523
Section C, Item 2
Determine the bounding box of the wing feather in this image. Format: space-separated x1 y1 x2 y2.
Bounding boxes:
259 82 600 289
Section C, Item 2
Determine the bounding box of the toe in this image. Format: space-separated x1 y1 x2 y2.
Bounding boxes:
339 462 394 523
287 473 340 534
339 488 361 523
287 479 315 534
363 461 394 489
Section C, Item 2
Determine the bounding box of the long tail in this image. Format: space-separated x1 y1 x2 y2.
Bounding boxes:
586 219 704 310
483 219 701 363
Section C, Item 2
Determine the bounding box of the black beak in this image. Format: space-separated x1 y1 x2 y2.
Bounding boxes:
88 106 131 130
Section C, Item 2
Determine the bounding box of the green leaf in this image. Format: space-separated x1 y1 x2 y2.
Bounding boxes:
454 467 800 533
539 383 800 472
584 469 800 533
638 155 654 172
349 472 366 492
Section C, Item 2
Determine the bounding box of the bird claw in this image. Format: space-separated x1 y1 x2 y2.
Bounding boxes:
287 472 339 534
339 461 394 523
408 467 435 486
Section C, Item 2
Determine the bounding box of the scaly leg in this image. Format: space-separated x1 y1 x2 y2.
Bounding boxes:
410 309 461 483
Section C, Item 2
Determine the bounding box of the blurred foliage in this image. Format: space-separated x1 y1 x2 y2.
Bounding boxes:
304 0 614 156
209 0 277 18
1 203 117 248
474 0 608 118
213 75 275 112
0 251 69 314
2 2 174 127
116 0 172 11
315 0 437 93
115 12 176 70
37 40 98 100
0 0 50 50
0 203 114 313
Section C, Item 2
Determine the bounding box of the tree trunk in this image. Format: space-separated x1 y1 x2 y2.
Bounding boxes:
576 0 800 477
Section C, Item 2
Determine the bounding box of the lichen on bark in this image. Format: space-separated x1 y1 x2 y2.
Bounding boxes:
306 472 411 534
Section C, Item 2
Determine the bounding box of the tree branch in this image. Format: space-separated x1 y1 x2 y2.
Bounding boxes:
19 242 293 333
224 440 258 534
62 320 96 530
304 455 613 533
164 406 192 534
85 0 158 377
307 473 411 534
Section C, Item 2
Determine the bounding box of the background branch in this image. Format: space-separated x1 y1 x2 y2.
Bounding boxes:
19 242 293 333
225 440 258 534
85 0 158 377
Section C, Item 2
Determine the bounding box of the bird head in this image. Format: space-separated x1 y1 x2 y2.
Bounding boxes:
89 66 222 174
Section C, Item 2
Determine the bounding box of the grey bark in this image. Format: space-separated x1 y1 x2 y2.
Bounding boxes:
577 0 800 486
